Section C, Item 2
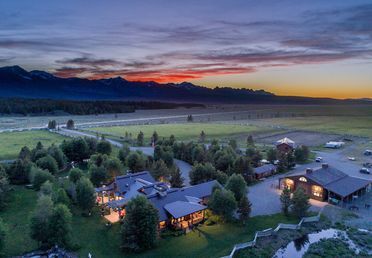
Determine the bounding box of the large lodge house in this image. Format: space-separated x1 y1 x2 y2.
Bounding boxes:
95 171 220 230
280 164 371 204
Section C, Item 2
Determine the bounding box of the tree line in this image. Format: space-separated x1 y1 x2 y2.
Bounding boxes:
0 98 204 116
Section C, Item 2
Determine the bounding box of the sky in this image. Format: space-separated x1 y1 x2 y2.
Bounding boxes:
0 0 371 99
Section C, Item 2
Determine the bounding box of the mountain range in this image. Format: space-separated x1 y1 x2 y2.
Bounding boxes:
0 65 368 104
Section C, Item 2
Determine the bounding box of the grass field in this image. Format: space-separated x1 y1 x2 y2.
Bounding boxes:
253 116 372 138
1 186 298 257
88 123 267 143
0 130 67 160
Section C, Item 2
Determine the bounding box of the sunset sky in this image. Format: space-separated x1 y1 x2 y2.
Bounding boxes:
0 0 371 98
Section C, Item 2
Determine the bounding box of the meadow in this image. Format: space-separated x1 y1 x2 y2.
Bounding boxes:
0 186 298 258
88 123 269 143
250 116 372 138
0 130 66 160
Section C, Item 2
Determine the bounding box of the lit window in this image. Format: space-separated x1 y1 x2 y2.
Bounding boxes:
312 185 323 198
299 177 307 182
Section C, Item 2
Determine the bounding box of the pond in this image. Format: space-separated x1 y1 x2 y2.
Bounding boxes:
273 228 364 258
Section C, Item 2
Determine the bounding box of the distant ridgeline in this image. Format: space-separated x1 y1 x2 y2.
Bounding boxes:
0 98 204 116
0 65 370 105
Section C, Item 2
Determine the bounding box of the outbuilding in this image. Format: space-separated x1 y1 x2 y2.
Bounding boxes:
254 164 277 179
276 137 295 153
325 141 345 149
280 164 371 204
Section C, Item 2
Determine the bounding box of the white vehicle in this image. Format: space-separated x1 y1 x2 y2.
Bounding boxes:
315 157 323 162
261 159 270 164
348 157 356 161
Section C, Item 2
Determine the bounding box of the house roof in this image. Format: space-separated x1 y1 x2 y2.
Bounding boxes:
276 137 295 147
164 201 206 219
99 172 220 222
254 164 276 175
180 180 222 199
148 180 220 221
114 171 155 194
305 166 346 186
325 176 370 198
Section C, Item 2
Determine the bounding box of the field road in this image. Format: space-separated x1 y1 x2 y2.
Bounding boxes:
73 109 272 128
0 108 274 133
56 128 192 186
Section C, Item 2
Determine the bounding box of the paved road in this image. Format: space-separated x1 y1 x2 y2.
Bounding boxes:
57 128 192 186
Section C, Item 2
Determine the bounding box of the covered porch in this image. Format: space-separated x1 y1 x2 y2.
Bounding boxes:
164 201 207 231
171 210 205 230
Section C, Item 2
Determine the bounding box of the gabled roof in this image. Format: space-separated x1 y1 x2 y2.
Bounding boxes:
254 164 276 174
114 171 155 194
164 201 206 219
180 180 221 199
148 180 220 221
276 137 295 147
325 176 370 198
305 166 346 186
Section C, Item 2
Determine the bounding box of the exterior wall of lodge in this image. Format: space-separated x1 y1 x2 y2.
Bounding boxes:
280 175 327 202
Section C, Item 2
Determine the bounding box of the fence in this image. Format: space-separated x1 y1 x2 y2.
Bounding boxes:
222 209 323 258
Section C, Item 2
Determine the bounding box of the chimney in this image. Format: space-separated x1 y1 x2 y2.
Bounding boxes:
322 163 329 169
306 168 313 174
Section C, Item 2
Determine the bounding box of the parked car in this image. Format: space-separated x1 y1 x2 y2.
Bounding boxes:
363 162 372 168
348 157 356 161
315 157 323 162
261 159 270 164
364 150 372 156
360 168 370 174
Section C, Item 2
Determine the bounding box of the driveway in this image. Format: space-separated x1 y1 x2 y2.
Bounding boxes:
57 128 192 186
248 147 371 217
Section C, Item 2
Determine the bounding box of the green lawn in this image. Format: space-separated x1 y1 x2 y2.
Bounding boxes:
88 123 265 143
257 116 372 138
0 187 39 255
0 130 67 160
1 186 298 258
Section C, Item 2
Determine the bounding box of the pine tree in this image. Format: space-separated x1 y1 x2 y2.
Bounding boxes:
280 187 291 216
187 114 193 122
151 131 159 145
291 187 310 218
48 120 57 129
18 146 31 160
199 130 206 143
238 195 252 223
169 167 184 188
66 119 75 129
137 131 144 146
121 196 159 252
76 178 95 214
246 135 255 147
